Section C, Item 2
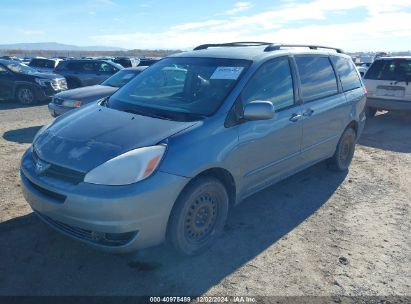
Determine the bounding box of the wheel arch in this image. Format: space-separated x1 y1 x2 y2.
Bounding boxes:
346 120 358 138
190 167 237 207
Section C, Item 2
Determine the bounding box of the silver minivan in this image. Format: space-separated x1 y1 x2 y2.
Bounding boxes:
20 42 366 255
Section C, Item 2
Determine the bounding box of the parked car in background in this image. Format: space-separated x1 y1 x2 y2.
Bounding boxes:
357 65 368 77
21 42 366 255
363 56 411 117
113 57 140 68
138 57 161 66
54 59 122 89
29 57 62 73
0 55 22 62
48 66 147 117
0 59 67 104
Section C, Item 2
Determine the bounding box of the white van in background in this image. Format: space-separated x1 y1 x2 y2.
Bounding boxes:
363 57 411 117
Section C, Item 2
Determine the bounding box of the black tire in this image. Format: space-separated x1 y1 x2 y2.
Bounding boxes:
365 106 377 118
327 127 356 171
16 85 37 105
66 78 81 89
168 176 229 256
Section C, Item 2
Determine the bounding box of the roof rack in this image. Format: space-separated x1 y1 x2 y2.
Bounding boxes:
193 42 344 54
193 42 272 50
264 44 344 53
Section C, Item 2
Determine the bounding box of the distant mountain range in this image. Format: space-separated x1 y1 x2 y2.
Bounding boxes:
0 42 126 51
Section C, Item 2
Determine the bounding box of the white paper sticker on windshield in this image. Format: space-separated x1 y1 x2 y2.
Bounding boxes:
210 67 244 80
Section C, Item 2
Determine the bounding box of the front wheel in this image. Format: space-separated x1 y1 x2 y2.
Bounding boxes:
16 86 36 105
327 127 356 171
168 176 229 256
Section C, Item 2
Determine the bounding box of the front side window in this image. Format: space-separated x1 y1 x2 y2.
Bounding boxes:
295 56 338 102
331 56 362 92
365 59 411 81
96 62 114 73
108 57 251 120
242 58 294 111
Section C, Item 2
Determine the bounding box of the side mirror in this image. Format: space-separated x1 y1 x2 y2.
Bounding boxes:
243 100 275 121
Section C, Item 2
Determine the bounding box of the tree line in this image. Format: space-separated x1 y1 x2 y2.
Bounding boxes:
0 49 182 58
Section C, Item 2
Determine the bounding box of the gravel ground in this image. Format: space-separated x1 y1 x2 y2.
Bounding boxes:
0 100 410 297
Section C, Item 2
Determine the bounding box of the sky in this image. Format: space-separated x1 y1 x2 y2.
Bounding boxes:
1 0 411 51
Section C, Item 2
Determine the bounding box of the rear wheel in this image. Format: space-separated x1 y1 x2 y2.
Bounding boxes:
16 86 36 105
327 127 356 171
168 176 229 256
365 106 377 118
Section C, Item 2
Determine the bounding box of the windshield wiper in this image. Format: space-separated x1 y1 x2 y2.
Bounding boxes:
122 108 172 120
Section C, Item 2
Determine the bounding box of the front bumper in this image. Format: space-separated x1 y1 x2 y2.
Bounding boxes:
20 149 189 253
367 97 411 111
48 102 73 117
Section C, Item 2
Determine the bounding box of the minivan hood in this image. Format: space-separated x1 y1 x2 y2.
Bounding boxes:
55 85 117 102
34 104 198 172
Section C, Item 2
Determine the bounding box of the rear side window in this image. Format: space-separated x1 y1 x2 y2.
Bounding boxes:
66 61 83 71
365 59 411 81
331 56 362 92
83 62 95 71
242 58 294 111
295 56 338 102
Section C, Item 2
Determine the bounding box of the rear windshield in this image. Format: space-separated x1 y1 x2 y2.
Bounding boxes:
365 59 411 81
29 59 56 68
108 57 251 121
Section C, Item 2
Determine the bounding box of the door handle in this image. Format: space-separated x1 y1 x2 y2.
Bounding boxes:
303 108 314 116
289 113 302 122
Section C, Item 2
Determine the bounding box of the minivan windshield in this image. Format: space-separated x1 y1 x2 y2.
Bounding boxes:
365 59 411 81
107 57 251 121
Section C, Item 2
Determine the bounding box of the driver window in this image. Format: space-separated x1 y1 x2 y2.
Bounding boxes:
96 62 115 73
242 58 294 111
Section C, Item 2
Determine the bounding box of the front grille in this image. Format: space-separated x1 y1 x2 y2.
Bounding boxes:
37 212 137 247
25 174 66 203
32 149 85 184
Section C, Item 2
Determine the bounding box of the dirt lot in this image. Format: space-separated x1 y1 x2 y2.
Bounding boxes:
0 100 410 297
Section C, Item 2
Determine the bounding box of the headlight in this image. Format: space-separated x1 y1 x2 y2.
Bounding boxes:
62 100 82 107
84 145 166 185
